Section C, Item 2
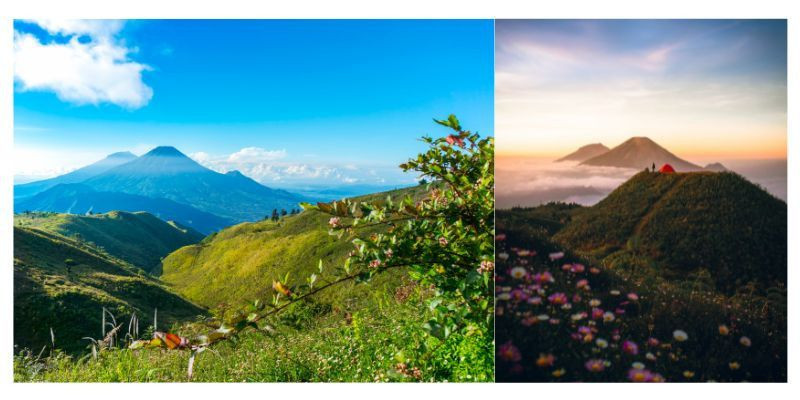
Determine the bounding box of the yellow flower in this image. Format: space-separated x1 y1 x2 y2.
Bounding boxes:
683 370 695 378
552 368 566 378
729 361 741 370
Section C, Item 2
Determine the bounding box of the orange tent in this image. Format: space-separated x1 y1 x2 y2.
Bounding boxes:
659 164 675 173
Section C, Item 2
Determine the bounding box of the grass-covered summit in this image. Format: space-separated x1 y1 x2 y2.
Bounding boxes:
15 211 204 273
554 170 787 292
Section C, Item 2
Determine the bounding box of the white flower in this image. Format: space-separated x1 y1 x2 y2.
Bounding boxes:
510 267 527 279
632 362 645 370
595 338 608 349
602 311 615 322
497 293 511 301
673 329 689 342
498 252 509 261
739 336 752 347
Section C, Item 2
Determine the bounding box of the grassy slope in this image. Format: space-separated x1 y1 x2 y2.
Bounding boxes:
15 211 204 273
14 227 207 354
15 183 492 382
160 185 430 309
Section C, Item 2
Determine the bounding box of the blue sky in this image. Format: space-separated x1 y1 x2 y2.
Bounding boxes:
14 19 494 188
496 20 786 159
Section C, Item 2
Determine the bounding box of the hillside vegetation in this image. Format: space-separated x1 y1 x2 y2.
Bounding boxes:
495 171 786 382
554 171 787 292
14 226 206 354
161 185 430 309
15 211 204 273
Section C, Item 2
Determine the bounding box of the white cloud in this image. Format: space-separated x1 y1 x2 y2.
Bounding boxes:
227 147 287 163
189 147 374 186
14 20 153 109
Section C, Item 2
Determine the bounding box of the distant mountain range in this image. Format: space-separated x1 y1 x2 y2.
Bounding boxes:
557 137 711 171
555 143 610 162
14 146 308 233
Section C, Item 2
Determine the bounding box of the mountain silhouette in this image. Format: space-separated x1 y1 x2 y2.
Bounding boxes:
14 151 137 199
555 143 610 162
15 183 234 234
580 137 702 171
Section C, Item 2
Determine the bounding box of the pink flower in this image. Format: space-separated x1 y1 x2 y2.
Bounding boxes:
510 289 529 302
495 233 507 241
584 359 606 372
328 217 341 227
533 271 554 284
369 259 382 268
576 279 589 289
438 237 448 246
570 263 586 273
548 292 568 305
498 341 522 362
647 337 660 347
591 307 604 320
528 296 543 305
628 368 655 382
622 340 639 355
445 134 465 147
477 260 494 274
627 293 639 301
549 252 564 261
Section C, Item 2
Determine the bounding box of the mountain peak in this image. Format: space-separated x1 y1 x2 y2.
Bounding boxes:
144 146 188 158
106 151 136 159
555 143 611 163
580 136 702 171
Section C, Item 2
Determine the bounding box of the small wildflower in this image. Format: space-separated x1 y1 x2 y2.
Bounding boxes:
477 260 493 274
683 370 695 379
536 353 556 368
602 311 616 323
631 362 645 370
645 352 657 361
495 233 506 241
627 292 639 301
729 361 740 370
498 252 509 261
328 217 341 228
510 266 527 279
589 299 602 307
596 338 609 348
647 337 660 347
576 279 590 289
548 252 564 261
547 292 568 305
622 340 639 355
552 368 566 378
438 237 448 246
673 330 689 342
739 336 751 347
498 342 521 362
584 359 606 372
610 290 621 296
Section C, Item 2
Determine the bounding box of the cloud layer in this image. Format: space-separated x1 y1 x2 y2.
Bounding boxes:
189 147 379 187
14 19 153 109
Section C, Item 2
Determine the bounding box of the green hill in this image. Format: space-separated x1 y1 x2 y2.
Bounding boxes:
15 211 204 273
14 226 206 353
553 171 786 292
160 184 430 309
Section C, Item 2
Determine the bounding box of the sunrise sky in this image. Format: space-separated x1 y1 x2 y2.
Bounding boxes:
496 20 787 160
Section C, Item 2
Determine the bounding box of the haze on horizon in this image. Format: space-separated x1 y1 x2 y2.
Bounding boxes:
496 20 787 160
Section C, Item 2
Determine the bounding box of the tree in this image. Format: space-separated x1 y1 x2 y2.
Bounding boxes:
64 258 77 275
270 209 279 222
280 209 287 217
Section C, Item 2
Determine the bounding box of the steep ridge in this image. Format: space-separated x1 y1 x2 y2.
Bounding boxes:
15 211 204 273
14 227 206 353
